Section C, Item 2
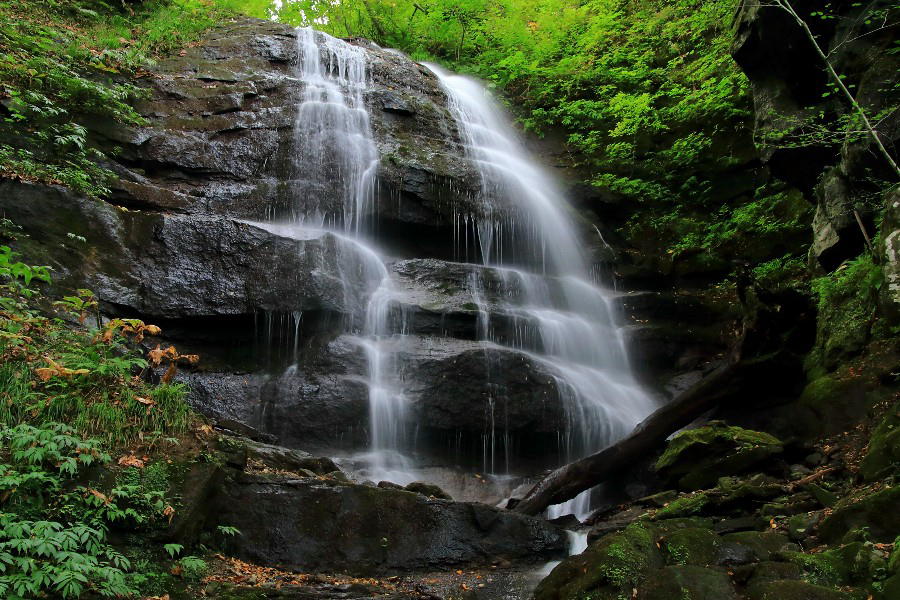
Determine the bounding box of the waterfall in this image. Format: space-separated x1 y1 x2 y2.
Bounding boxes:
426 64 656 520
276 28 654 519
285 28 414 482
292 27 379 233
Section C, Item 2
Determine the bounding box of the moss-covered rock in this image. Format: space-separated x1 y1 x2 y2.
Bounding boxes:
788 512 823 543
654 493 711 519
878 573 900 600
655 423 783 490
860 402 900 481
635 565 738 600
744 560 803 586
783 543 887 588
746 579 860 600
533 522 663 600
661 527 722 566
818 486 900 543
889 536 900 575
716 474 786 507
721 531 796 561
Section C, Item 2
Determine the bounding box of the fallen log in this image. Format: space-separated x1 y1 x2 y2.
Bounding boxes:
512 348 744 516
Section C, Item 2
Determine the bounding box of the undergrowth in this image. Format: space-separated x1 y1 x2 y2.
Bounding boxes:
0 0 248 196
0 231 204 597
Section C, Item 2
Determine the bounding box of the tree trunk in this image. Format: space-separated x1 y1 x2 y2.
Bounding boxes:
512 343 746 516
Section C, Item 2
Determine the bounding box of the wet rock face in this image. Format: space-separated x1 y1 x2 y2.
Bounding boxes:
0 185 384 318
2 18 482 312
214 474 565 574
0 19 520 452
111 18 478 225
732 0 900 271
183 334 567 455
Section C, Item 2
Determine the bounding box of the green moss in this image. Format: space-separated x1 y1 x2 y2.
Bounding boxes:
533 522 663 600
661 528 721 566
810 254 883 371
784 543 887 589
600 523 658 586
861 402 900 481
721 531 794 561
783 550 850 587
656 424 781 471
747 579 860 600
655 423 783 490
889 536 900 576
655 493 710 519
819 486 900 543
636 565 737 600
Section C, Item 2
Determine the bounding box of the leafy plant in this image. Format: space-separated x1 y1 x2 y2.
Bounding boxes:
163 543 184 558
216 525 241 537
0 423 138 599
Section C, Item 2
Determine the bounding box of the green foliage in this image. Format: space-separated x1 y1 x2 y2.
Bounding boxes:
813 254 884 314
216 524 242 537
177 555 208 581
0 422 142 599
0 0 249 196
0 242 203 598
280 0 749 206
0 245 193 447
810 253 884 370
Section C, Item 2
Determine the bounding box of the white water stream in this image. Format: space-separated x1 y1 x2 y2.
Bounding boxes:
425 65 655 519
272 29 655 522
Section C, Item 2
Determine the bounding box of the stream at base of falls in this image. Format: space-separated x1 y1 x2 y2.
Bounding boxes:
270 26 657 524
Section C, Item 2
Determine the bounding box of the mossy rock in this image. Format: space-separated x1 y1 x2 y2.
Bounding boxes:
788 512 823 543
889 535 900 575
860 402 900 481
746 579 861 600
744 561 803 585
818 486 900 543
654 517 717 535
654 493 711 519
717 474 786 506
721 531 796 561
878 572 900 600
661 527 722 566
783 543 887 588
790 368 878 440
655 423 783 490
635 565 738 600
533 522 663 600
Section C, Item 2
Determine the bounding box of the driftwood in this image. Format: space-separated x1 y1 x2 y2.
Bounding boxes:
512 344 746 516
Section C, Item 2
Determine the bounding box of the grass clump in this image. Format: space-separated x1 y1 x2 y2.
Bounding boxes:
0 241 196 447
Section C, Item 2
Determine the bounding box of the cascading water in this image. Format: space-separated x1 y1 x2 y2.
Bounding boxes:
266 28 416 482
270 28 654 520
291 27 379 233
425 64 656 519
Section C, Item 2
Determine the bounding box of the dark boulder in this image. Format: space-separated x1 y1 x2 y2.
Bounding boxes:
654 423 784 490
213 474 565 574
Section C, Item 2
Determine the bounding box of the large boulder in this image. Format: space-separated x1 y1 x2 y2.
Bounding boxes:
654 423 784 491
213 473 565 574
185 335 568 453
818 486 900 544
110 18 480 225
861 401 900 481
